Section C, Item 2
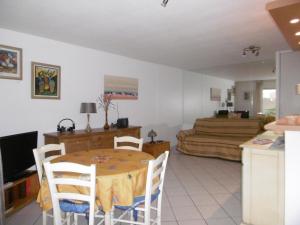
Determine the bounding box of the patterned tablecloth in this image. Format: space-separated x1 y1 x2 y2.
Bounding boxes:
37 149 154 212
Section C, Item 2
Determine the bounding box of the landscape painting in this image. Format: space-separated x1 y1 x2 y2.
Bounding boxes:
210 88 221 101
104 75 138 100
0 45 22 80
31 62 61 99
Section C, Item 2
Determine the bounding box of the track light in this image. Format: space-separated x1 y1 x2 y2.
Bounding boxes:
242 45 261 57
161 0 169 7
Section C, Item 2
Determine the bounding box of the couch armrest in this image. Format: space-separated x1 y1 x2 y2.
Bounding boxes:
177 129 195 141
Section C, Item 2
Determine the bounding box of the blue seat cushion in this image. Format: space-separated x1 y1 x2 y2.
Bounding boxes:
59 200 90 214
114 190 160 221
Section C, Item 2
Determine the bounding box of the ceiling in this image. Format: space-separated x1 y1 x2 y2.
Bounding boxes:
0 0 290 71
198 59 276 81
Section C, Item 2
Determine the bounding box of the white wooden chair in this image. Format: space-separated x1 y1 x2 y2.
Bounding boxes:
33 143 66 225
44 162 99 225
112 151 169 225
114 136 143 151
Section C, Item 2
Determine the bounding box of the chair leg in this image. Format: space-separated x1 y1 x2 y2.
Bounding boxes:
42 211 47 225
66 213 71 225
74 213 78 225
130 210 134 225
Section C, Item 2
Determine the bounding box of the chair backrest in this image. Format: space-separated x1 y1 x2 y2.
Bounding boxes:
144 151 169 224
33 143 66 184
114 136 143 151
44 162 96 225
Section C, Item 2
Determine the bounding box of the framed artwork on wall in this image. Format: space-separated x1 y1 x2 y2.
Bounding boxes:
31 62 61 99
0 44 22 80
210 88 221 101
244 92 250 100
104 75 138 100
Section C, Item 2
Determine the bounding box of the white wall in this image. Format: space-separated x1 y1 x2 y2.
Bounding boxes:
0 28 235 147
234 80 276 117
0 28 183 146
277 51 300 117
234 81 256 117
183 71 234 127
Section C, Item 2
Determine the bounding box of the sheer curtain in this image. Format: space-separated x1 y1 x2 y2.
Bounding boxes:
0 150 5 225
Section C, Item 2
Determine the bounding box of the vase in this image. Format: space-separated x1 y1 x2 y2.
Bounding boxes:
103 110 109 130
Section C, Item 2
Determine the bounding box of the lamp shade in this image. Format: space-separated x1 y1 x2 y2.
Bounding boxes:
148 129 157 138
80 102 97 113
297 84 300 95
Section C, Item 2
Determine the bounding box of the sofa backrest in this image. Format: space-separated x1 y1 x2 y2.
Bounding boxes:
194 118 262 137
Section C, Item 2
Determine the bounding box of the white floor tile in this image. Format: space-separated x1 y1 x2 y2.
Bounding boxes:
177 219 207 225
172 206 203 221
206 218 236 225
168 195 194 207
197 205 228 219
190 194 218 206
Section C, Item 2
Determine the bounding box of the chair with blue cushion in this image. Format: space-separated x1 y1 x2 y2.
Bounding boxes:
44 161 104 225
111 151 169 225
33 143 68 225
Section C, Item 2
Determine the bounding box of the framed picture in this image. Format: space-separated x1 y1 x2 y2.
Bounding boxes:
31 62 61 99
0 44 22 80
104 75 138 100
244 92 250 100
210 88 221 101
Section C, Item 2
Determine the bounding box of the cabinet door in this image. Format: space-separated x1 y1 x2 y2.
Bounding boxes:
242 148 284 225
63 138 89 153
89 134 114 149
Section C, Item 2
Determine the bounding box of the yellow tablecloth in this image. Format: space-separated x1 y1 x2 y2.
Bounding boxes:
37 149 154 212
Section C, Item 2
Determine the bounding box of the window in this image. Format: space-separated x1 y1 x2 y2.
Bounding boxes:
262 89 276 115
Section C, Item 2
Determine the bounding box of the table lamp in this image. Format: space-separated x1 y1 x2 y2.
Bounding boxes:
80 102 97 132
148 129 157 143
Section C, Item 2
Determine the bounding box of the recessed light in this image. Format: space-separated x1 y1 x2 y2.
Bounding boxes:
290 18 300 24
296 31 300 36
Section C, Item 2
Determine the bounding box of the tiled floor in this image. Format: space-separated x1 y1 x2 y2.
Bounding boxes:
6 149 242 225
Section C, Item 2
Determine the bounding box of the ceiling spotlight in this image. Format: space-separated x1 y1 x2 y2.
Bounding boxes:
161 0 169 7
242 45 261 57
290 18 300 24
296 31 300 36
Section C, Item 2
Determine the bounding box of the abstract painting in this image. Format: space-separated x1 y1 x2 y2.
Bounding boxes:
31 62 61 99
210 88 221 101
104 75 138 100
0 45 22 80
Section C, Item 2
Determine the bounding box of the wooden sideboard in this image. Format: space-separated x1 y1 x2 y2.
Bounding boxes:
143 141 170 158
240 131 284 225
44 126 141 153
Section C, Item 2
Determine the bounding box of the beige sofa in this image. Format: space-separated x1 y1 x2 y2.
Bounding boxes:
177 118 262 161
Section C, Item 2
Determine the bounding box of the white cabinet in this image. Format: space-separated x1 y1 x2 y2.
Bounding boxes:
241 131 284 225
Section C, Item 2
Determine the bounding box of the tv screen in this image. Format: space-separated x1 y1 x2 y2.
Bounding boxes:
0 131 37 183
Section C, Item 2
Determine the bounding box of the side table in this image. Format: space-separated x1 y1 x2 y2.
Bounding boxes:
142 141 170 158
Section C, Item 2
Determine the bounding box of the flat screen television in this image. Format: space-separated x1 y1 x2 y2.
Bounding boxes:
0 131 37 183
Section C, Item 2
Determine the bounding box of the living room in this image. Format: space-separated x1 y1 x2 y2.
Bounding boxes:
0 0 300 225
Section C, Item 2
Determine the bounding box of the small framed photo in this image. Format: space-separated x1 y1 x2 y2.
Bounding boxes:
31 62 61 99
0 44 22 80
244 92 250 100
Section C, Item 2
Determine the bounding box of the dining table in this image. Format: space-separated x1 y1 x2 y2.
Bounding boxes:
37 148 154 225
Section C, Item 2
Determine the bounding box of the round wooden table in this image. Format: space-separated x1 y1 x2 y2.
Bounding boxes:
37 148 154 225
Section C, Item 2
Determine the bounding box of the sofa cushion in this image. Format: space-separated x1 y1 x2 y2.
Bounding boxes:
194 118 262 137
184 135 249 146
